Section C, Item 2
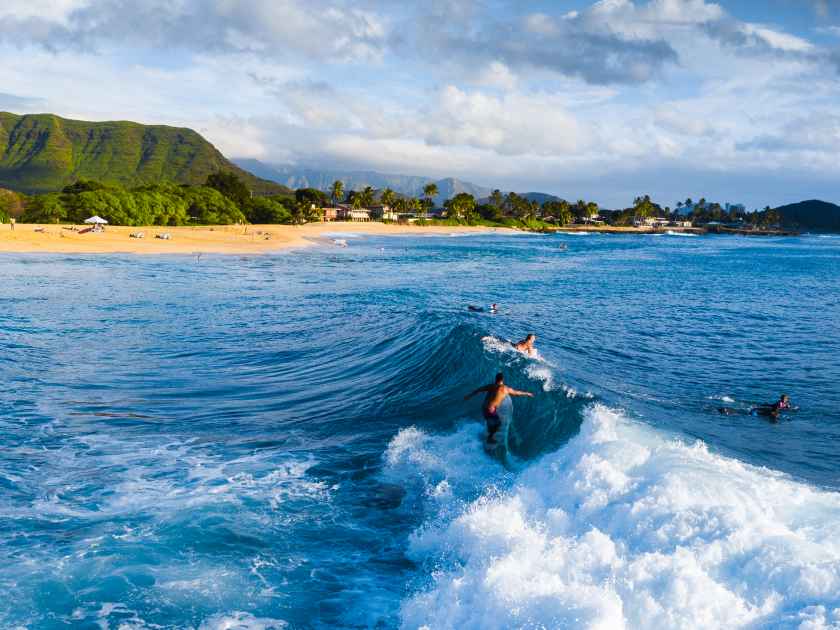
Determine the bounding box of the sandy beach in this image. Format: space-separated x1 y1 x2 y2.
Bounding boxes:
0 222 517 255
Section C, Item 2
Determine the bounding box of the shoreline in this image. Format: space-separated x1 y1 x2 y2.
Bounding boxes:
0 221 802 255
0 222 518 255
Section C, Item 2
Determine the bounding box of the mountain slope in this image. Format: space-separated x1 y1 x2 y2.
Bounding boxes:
0 112 289 195
773 199 840 232
234 159 492 204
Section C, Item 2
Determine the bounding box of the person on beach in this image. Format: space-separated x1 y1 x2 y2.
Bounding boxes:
512 334 537 356
464 372 534 444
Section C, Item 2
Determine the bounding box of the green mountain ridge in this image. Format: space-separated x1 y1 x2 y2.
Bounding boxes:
0 112 289 196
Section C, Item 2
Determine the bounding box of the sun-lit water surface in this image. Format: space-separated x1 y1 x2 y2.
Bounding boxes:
1 232 839 629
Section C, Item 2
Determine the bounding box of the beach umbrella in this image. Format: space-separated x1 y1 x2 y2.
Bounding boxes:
84 216 109 224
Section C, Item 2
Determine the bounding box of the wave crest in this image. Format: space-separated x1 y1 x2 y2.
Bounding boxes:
395 404 840 629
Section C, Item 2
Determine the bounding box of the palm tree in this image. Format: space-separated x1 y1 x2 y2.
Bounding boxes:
330 180 344 207
489 189 504 209
380 188 397 221
292 200 308 225
360 186 375 208
422 183 438 219
557 202 572 226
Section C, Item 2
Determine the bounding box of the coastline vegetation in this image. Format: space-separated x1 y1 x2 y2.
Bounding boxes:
5 170 833 233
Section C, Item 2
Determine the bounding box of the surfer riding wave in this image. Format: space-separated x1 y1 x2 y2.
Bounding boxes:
464 372 534 444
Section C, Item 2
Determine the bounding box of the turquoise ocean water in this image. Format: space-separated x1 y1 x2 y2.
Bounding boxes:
1 231 839 628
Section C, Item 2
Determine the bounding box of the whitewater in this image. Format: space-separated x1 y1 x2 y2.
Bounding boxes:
1 232 838 629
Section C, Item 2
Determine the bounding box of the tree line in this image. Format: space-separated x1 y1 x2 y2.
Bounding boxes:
603 196 783 227
12 170 784 229
18 173 325 227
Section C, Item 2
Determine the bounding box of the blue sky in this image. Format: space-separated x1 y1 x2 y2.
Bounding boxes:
1 0 840 208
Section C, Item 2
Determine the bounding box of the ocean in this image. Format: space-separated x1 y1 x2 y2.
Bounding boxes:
1 231 839 629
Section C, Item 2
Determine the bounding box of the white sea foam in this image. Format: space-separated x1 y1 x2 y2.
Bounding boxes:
198 611 287 629
321 232 365 239
665 230 698 237
481 335 547 364
390 405 840 629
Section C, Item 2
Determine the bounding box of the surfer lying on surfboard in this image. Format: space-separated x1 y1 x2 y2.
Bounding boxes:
718 394 795 422
464 372 534 444
468 303 498 314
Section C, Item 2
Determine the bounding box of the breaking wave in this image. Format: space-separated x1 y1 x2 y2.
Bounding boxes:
384 334 840 629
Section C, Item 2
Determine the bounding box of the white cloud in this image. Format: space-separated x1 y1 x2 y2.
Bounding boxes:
425 86 588 156
816 25 840 36
0 0 88 21
198 116 269 159
473 62 518 91
0 0 389 63
585 0 724 38
523 13 560 36
742 24 814 52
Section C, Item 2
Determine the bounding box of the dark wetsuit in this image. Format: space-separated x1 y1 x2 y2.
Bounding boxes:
752 400 791 420
483 405 502 441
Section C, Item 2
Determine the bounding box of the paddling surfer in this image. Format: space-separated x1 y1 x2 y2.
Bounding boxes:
718 393 794 422
752 394 793 421
464 373 534 444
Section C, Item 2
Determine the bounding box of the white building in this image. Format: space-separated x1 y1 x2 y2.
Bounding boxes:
634 216 670 227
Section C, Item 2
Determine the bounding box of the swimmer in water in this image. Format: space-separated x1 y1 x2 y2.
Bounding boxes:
468 303 498 313
752 394 792 421
512 334 537 356
464 372 534 444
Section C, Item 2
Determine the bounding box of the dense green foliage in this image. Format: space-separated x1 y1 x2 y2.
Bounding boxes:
246 197 292 224
295 188 329 208
18 169 322 226
21 180 251 226
0 188 23 222
771 200 840 232
206 171 252 208
0 112 291 196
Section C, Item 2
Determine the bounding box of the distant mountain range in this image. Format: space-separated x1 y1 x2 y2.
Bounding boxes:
233 159 494 205
0 112 289 195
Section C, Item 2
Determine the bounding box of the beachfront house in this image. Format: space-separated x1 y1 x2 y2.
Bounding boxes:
578 216 606 225
335 204 372 222
322 207 339 222
368 205 397 221
670 219 693 228
634 216 670 228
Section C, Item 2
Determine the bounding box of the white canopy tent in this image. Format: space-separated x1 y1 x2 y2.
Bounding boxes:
84 216 108 225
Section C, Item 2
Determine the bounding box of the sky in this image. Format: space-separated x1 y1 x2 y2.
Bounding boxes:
2 0 840 208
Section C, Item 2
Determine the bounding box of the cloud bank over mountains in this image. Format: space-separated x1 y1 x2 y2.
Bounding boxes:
2 0 840 206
